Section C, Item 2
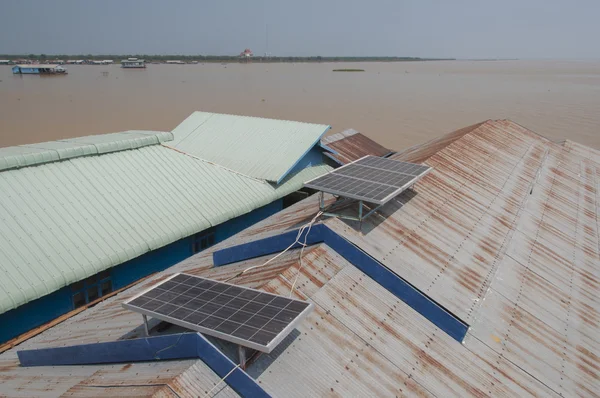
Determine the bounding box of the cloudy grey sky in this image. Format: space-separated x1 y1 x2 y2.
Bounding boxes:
1 0 598 59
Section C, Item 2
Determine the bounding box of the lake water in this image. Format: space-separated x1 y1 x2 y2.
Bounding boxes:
1 60 599 150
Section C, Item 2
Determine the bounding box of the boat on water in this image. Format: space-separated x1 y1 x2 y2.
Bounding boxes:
12 64 67 74
121 58 146 68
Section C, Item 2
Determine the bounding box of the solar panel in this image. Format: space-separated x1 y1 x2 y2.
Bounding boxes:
354 156 430 176
304 155 431 205
123 273 313 353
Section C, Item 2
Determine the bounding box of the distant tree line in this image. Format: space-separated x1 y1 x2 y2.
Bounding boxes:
0 54 454 63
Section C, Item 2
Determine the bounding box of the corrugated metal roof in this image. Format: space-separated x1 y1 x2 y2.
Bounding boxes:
321 129 393 164
1 119 597 397
190 119 598 397
0 130 173 171
170 111 330 183
324 120 599 397
328 120 549 323
391 121 485 163
0 143 331 314
0 271 239 397
563 139 600 165
173 225 556 396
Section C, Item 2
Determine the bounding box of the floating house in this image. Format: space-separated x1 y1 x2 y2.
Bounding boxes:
166 60 185 64
66 60 84 64
1 119 597 397
0 112 333 344
11 64 67 74
121 57 146 68
90 60 113 65
0 60 12 65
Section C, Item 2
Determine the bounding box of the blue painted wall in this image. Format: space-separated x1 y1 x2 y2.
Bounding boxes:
285 146 325 178
215 199 282 242
12 66 38 74
112 199 282 289
0 286 72 344
0 199 283 345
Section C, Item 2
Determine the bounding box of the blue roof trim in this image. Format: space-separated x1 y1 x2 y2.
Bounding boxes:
18 332 199 366
212 224 469 342
321 227 469 342
17 333 270 397
323 151 344 166
213 224 326 266
195 331 270 397
276 125 331 184
318 141 338 155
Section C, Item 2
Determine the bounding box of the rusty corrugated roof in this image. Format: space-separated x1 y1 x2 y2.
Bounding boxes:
1 119 597 397
321 129 393 164
325 120 599 396
391 121 486 163
563 139 600 165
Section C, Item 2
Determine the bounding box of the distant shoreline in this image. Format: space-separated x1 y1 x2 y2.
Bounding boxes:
0 54 455 64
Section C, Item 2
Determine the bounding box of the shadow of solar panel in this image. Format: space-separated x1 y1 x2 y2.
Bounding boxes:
122 273 314 353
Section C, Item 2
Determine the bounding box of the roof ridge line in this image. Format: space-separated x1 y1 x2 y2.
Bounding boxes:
161 143 268 184
494 119 555 143
0 130 172 172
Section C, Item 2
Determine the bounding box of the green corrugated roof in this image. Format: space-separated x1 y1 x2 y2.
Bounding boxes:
0 143 330 314
0 130 173 171
170 112 330 183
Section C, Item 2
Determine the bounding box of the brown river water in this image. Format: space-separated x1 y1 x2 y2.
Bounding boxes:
0 60 599 150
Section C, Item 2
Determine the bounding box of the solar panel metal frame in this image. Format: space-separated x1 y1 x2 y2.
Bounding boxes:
122 273 314 353
304 155 432 205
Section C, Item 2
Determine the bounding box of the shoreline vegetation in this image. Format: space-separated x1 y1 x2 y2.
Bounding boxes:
0 54 455 64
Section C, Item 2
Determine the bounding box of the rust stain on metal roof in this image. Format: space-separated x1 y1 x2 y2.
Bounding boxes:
392 122 486 163
322 129 393 164
2 119 598 397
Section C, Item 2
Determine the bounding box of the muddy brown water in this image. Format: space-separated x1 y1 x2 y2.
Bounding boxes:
1 60 599 150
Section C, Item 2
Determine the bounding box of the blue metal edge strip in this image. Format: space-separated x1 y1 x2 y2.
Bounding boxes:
318 141 339 155
212 224 469 342
196 332 271 398
323 151 344 166
17 333 270 398
320 227 469 342
213 224 326 266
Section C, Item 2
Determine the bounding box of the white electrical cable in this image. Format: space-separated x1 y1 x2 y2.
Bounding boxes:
289 211 320 297
202 363 241 398
224 210 323 283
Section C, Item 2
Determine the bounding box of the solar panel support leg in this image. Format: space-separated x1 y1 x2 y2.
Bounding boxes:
142 315 149 336
362 204 383 220
358 201 363 230
319 191 324 210
238 345 247 370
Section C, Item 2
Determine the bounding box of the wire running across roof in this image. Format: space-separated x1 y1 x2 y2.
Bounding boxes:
1 119 599 397
123 273 313 353
304 155 432 205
